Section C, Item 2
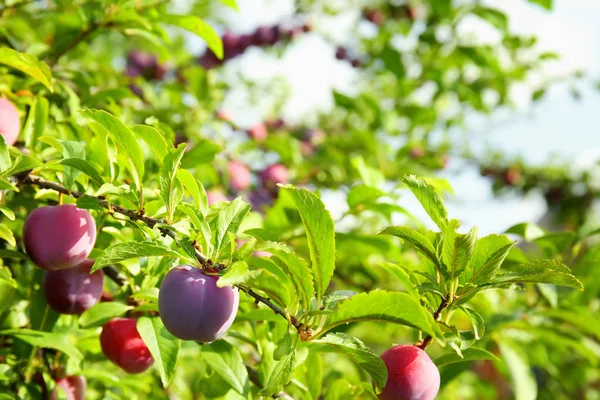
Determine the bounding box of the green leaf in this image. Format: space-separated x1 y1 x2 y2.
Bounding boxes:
200 340 249 395
505 223 545 242
82 110 145 196
489 259 583 290
473 6 508 31
0 136 10 173
461 307 485 340
347 184 386 210
161 15 223 59
219 0 238 10
313 333 387 389
130 125 171 163
260 348 296 396
380 263 419 299
320 291 441 339
379 226 439 267
79 302 133 329
93 241 182 271
212 197 251 258
0 48 53 91
0 329 82 363
498 339 537 400
23 96 49 148
59 140 86 189
351 157 384 188
159 144 187 223
273 332 293 361
76 195 104 211
402 175 449 230
380 45 405 78
261 245 315 310
0 206 14 221
539 308 600 341
60 158 104 185
281 186 335 304
462 234 514 285
0 155 42 178
244 228 280 242
0 225 15 247
434 347 499 367
527 0 552 10
137 317 181 388
180 139 222 168
442 222 478 279
177 169 207 213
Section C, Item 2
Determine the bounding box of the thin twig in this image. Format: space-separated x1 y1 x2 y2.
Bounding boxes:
416 296 449 350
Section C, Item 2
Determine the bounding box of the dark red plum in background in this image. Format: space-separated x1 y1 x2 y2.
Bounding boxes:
100 318 154 374
207 189 229 205
158 265 239 342
126 51 166 81
23 205 96 271
216 109 233 122
246 123 268 142
247 187 274 213
51 376 86 400
0 98 20 146
228 161 252 191
378 345 440 400
43 259 104 315
261 163 289 193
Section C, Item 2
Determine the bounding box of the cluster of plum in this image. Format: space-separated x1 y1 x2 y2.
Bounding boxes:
362 4 420 26
199 22 312 69
335 46 362 68
22 204 240 397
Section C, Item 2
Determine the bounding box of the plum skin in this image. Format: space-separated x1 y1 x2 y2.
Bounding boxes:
378 345 440 400
100 318 154 374
158 265 239 342
261 164 289 192
228 161 252 191
23 205 97 271
51 376 86 400
43 259 104 315
0 98 20 146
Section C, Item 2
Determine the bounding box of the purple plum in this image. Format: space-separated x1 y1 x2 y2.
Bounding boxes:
43 259 104 315
158 266 239 342
23 205 97 271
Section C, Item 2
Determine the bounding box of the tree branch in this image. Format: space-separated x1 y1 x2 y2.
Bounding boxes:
415 296 449 350
18 174 307 334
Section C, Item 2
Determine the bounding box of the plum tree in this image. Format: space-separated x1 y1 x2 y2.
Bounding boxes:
378 345 440 400
261 163 289 193
43 259 104 314
100 318 154 374
51 376 86 400
228 161 252 191
23 205 97 271
0 98 20 146
158 265 239 342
